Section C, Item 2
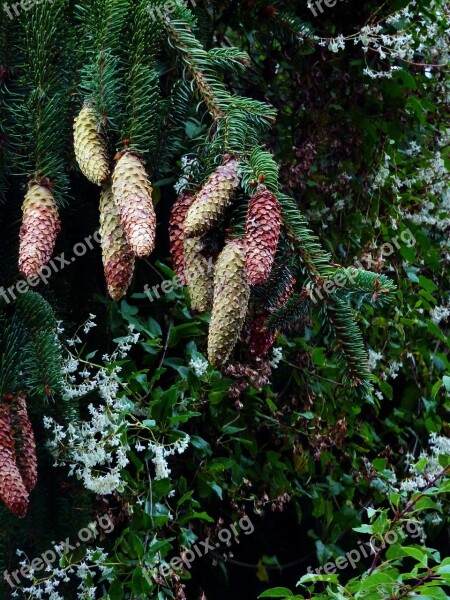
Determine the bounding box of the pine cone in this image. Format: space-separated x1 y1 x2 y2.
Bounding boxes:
73 104 110 185
11 394 37 494
18 183 61 277
245 186 281 286
0 404 29 517
249 275 295 358
248 315 278 357
208 239 250 366
184 156 240 236
112 152 156 258
169 190 196 285
99 184 135 301
184 236 214 313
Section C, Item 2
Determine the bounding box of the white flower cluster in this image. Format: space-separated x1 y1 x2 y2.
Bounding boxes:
147 435 191 480
319 0 450 78
189 355 209 377
44 319 142 495
269 346 283 369
430 304 450 325
15 548 112 600
400 432 450 493
174 154 199 194
368 349 383 371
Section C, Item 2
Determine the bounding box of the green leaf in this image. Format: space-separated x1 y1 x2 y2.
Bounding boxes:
258 587 294 598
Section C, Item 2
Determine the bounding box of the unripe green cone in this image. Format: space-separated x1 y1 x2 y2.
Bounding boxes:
112 152 156 258
208 239 250 366
73 104 110 185
99 184 135 301
184 156 240 236
184 236 214 313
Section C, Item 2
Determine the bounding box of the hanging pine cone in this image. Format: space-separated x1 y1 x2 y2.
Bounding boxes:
112 152 156 258
18 183 61 277
208 239 250 366
184 156 240 236
99 184 135 301
169 190 196 285
0 404 29 517
184 236 215 313
245 186 281 286
249 274 295 357
11 394 37 494
248 315 278 357
73 104 110 185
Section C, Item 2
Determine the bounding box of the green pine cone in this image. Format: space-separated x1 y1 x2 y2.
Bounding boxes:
99 184 135 301
184 156 240 236
184 236 215 313
73 104 110 185
207 239 250 366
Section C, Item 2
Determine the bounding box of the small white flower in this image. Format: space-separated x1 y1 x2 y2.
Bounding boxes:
189 356 209 377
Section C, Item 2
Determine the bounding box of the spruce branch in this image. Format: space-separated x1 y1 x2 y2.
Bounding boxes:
265 291 311 333
9 0 71 203
324 297 374 393
14 292 64 402
165 8 275 154
120 0 164 161
76 0 129 133
278 194 334 279
332 267 397 309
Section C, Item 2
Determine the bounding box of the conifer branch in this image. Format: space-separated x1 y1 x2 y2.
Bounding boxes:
265 291 311 332
278 194 334 279
120 0 164 161
324 298 374 393
9 1 70 204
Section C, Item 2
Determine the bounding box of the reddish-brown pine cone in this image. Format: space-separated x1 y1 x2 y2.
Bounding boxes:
249 274 296 358
18 183 61 277
248 314 278 357
244 187 281 286
277 274 296 307
11 394 37 494
0 404 29 517
169 190 196 285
